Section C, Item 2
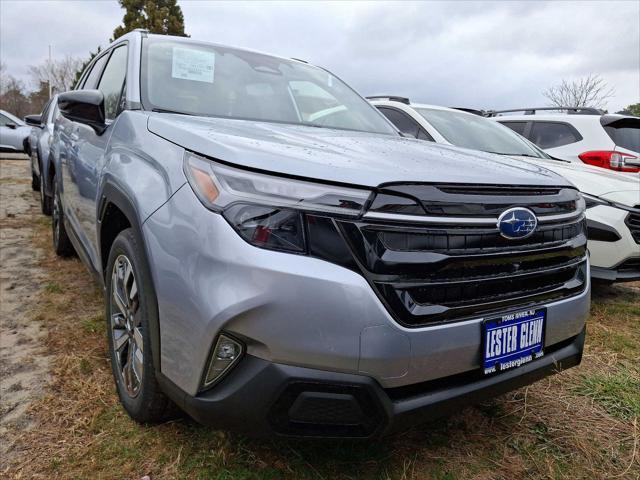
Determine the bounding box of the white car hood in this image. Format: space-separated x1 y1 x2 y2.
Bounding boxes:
512 156 640 207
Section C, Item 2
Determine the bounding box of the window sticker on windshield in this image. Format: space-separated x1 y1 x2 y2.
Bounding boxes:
172 47 215 83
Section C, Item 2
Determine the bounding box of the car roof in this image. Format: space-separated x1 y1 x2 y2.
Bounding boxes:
491 113 604 123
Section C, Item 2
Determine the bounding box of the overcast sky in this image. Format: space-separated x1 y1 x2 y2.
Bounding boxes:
1 0 638 112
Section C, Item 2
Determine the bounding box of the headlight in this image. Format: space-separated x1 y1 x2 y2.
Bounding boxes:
184 152 371 252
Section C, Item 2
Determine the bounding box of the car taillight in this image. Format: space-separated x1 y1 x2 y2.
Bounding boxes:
578 151 640 173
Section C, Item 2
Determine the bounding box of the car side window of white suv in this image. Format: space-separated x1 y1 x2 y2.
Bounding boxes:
516 121 582 149
378 106 434 141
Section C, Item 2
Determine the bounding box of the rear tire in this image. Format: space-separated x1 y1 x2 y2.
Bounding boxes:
31 165 40 191
52 174 75 257
105 228 172 423
40 167 52 216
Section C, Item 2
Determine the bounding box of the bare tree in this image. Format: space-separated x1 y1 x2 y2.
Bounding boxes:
543 74 614 110
28 55 82 95
0 75 31 118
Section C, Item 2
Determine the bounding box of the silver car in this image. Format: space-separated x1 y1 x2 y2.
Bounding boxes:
0 109 31 153
25 95 59 214
49 30 590 437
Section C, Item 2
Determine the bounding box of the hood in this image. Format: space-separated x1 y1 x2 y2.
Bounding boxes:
511 155 640 205
147 114 570 188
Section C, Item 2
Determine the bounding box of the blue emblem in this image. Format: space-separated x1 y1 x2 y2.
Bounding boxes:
497 207 538 239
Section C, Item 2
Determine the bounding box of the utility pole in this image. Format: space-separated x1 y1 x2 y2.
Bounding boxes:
48 45 52 99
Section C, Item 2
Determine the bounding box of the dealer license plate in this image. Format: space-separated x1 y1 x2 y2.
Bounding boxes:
483 308 545 375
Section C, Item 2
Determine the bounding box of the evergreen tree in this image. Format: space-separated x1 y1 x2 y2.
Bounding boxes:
618 103 640 117
112 0 187 40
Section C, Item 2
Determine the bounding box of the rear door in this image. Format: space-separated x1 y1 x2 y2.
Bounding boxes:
61 43 128 268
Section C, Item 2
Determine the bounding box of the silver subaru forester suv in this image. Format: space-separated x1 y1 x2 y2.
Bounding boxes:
48 30 590 437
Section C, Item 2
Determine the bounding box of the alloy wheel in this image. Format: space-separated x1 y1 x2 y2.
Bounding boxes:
110 255 143 397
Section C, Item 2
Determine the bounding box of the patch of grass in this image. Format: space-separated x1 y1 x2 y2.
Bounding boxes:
45 282 63 294
82 314 105 334
78 357 93 375
574 370 640 420
36 216 51 227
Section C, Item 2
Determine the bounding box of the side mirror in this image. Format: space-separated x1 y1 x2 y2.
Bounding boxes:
58 90 106 134
24 114 43 127
6 122 17 130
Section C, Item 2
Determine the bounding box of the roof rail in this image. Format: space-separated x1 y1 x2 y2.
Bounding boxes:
485 107 604 117
366 96 410 105
451 107 487 116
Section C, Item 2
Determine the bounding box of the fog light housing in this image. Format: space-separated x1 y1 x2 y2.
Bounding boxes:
203 334 244 388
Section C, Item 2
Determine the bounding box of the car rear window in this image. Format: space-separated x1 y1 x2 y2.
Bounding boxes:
529 122 582 149
603 118 640 153
499 121 527 136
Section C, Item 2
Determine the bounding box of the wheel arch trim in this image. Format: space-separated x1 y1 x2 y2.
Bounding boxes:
98 181 163 374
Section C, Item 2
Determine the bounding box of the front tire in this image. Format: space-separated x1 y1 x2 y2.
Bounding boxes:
52 174 75 257
105 228 171 423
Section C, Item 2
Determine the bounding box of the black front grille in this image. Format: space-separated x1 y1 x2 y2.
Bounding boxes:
626 211 640 244
335 184 587 327
268 382 384 437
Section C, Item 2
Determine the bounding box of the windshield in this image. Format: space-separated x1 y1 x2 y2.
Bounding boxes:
416 108 547 158
141 38 395 135
0 110 25 126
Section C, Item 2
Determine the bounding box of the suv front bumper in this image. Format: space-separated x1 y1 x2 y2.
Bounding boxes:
587 205 640 282
159 328 585 438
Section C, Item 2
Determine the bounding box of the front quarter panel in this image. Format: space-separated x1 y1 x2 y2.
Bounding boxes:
98 111 187 272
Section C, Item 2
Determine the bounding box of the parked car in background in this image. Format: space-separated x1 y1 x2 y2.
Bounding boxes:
371 97 640 282
49 30 590 438
0 109 31 153
24 95 58 214
485 107 640 173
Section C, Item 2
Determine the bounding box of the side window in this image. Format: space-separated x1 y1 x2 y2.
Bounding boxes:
417 129 435 142
0 114 11 127
82 54 110 90
97 46 128 120
500 121 528 137
529 122 581 149
378 107 426 139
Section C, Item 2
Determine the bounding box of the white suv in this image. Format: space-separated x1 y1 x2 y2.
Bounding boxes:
486 108 640 174
370 97 640 282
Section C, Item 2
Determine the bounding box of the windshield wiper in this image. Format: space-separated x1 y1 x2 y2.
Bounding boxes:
151 108 193 116
485 151 570 162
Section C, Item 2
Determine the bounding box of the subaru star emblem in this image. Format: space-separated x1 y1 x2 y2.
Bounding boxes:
497 207 538 239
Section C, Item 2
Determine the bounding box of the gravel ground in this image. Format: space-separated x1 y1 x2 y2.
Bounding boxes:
0 157 51 464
